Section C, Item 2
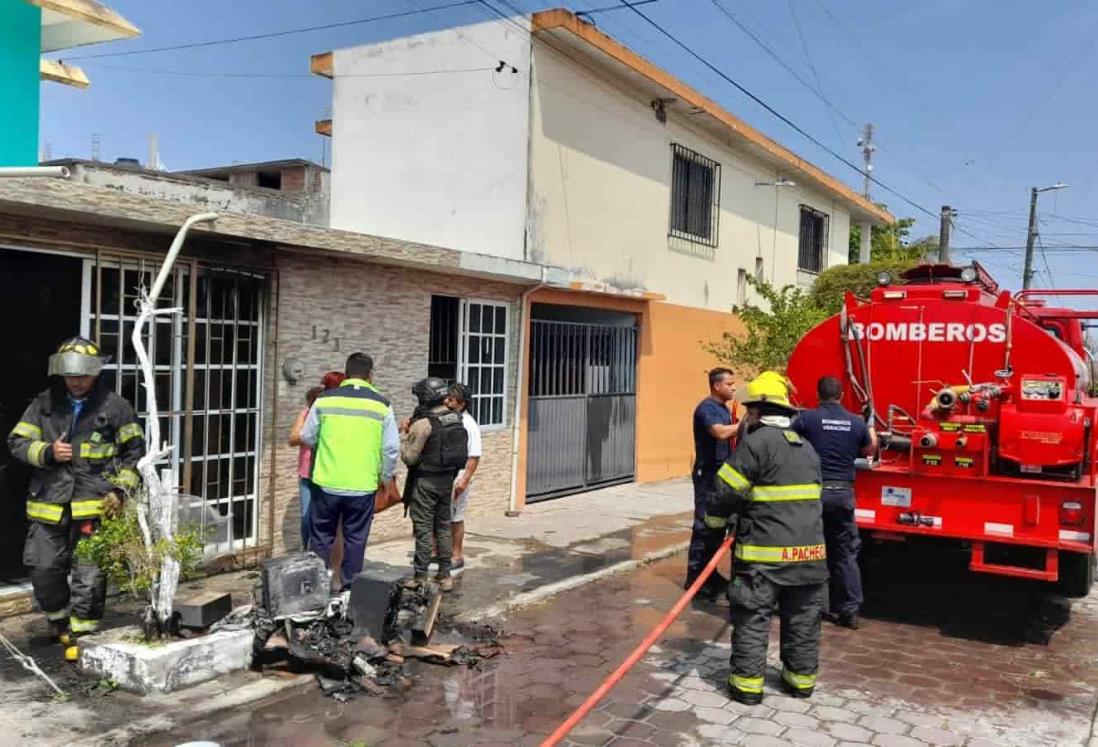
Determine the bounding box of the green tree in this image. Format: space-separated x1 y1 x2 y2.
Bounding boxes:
705 276 829 378
810 258 919 314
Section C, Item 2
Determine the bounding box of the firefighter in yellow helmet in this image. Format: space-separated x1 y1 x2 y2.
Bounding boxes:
704 371 826 705
6 337 145 661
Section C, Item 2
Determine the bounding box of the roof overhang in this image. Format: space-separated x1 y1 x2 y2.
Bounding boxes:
531 9 893 225
30 0 140 53
39 58 89 88
0 178 568 286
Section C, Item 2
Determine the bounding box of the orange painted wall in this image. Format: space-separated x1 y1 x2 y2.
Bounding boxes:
514 289 742 509
635 301 743 483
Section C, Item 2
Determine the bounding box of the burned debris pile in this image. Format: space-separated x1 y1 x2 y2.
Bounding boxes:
240 553 501 700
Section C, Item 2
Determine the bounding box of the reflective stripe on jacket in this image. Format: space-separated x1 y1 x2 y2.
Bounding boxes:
7 384 145 524
709 423 827 585
311 378 391 493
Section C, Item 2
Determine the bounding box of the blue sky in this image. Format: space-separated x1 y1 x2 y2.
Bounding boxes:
42 0 1098 292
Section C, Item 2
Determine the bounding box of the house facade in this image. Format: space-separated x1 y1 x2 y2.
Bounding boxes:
0 175 564 616
311 9 893 502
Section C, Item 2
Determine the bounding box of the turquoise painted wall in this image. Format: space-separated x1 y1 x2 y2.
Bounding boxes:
0 1 41 166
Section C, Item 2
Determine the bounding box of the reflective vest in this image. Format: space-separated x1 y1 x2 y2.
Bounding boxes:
311 378 391 493
709 423 827 585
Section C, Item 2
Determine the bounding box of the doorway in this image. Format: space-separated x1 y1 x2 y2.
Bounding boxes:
525 305 638 502
0 248 83 580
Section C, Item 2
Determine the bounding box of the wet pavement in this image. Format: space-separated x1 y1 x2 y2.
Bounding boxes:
0 480 695 746
147 539 1098 747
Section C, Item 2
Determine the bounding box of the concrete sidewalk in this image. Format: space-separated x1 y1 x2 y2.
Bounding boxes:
0 479 694 746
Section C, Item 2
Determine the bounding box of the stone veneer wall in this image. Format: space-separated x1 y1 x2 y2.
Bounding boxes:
256 251 524 554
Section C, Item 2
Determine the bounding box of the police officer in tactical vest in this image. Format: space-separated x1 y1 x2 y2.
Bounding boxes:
7 337 145 661
400 377 468 592
705 371 827 705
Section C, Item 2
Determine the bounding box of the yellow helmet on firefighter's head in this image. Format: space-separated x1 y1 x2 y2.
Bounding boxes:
735 370 796 412
48 336 109 378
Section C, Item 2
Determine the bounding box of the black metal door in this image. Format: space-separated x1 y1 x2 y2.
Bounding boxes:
526 319 637 501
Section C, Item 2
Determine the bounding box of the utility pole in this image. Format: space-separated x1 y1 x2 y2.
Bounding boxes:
938 205 952 263
857 124 875 198
1023 188 1039 290
1023 182 1068 289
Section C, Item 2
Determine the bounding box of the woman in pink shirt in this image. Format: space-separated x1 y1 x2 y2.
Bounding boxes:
289 385 324 551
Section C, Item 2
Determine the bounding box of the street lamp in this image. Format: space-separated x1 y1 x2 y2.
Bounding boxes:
1023 182 1067 289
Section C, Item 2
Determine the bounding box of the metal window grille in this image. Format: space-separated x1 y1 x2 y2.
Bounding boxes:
458 301 508 427
428 295 460 383
798 205 830 274
669 143 721 247
529 321 637 398
84 258 264 554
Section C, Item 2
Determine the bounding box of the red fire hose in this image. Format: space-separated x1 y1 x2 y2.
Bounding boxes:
539 534 735 747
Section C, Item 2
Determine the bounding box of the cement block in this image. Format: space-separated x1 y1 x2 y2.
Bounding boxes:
177 592 233 629
79 625 254 695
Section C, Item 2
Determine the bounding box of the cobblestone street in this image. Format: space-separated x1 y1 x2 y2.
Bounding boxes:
151 538 1098 747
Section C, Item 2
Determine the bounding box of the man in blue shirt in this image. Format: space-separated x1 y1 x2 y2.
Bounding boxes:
686 367 740 601
793 376 877 628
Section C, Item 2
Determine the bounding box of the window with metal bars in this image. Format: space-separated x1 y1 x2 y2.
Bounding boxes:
798 205 830 274
428 295 509 428
669 143 721 247
84 260 264 553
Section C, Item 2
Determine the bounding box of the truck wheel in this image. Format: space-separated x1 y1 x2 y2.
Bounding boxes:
1057 551 1096 598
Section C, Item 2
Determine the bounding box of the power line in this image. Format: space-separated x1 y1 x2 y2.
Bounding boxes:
786 0 845 147
60 1 480 60
955 246 1098 252
87 63 500 80
708 0 856 132
618 1 1003 247
1038 234 1056 288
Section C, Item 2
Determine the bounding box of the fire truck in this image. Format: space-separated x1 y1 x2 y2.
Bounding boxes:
787 263 1098 595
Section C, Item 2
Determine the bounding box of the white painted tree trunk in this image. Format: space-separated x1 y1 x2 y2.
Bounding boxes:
130 213 218 632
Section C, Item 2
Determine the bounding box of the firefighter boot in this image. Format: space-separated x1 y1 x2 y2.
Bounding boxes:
727 675 764 706
780 667 817 699
64 636 81 663
47 617 71 647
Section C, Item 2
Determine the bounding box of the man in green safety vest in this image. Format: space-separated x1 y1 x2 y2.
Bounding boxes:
302 352 399 591
704 371 827 705
7 337 145 662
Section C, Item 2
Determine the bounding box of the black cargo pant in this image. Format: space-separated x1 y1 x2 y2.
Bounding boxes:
822 484 863 617
24 508 107 633
685 465 724 589
409 473 456 579
728 570 824 697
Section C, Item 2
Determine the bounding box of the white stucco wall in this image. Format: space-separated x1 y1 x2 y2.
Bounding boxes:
527 42 855 312
329 21 531 261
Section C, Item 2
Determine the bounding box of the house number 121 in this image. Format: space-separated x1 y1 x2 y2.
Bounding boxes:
312 325 341 351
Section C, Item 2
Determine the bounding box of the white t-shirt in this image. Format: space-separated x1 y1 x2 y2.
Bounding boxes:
457 411 482 485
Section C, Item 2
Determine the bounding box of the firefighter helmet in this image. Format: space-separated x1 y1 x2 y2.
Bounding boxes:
47 337 109 378
736 371 796 412
412 377 449 407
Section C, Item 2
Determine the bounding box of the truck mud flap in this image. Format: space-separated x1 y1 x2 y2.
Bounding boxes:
969 541 1059 582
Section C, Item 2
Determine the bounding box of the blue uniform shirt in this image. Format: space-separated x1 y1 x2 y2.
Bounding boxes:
693 397 734 472
793 402 870 483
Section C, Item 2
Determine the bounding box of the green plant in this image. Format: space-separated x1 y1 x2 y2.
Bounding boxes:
75 502 206 598
810 258 920 315
705 275 829 378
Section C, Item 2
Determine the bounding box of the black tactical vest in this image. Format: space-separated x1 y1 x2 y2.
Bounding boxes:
419 410 469 474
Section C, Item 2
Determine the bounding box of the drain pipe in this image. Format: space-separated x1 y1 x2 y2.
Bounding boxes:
507 268 548 516
0 166 71 179
149 212 219 302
